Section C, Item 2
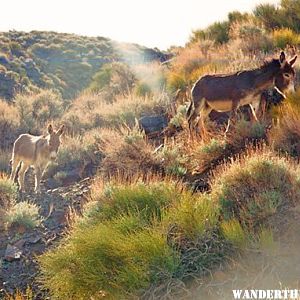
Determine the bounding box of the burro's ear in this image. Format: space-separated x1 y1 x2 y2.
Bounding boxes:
279 51 286 66
48 124 54 134
289 55 297 66
57 124 65 136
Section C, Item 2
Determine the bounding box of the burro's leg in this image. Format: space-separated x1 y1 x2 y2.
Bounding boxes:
18 163 29 192
10 157 20 182
225 100 239 135
34 165 42 193
188 97 206 132
249 101 260 122
199 103 212 139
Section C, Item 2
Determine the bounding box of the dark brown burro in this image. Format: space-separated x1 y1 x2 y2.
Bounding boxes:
187 52 297 134
10 124 64 193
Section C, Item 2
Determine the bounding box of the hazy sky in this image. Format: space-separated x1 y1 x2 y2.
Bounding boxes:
1 0 279 50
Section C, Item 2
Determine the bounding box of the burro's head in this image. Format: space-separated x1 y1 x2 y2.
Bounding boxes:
275 51 297 94
47 124 64 161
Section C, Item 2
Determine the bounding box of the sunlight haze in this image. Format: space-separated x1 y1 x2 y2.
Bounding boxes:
1 0 279 50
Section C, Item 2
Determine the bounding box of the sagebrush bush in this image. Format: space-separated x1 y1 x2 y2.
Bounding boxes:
46 128 103 185
15 90 64 134
0 99 20 149
157 146 187 177
5 201 41 230
63 92 170 134
0 150 11 174
228 19 273 54
0 173 17 210
211 149 300 229
99 127 162 177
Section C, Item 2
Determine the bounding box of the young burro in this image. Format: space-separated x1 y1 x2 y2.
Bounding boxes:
10 124 64 193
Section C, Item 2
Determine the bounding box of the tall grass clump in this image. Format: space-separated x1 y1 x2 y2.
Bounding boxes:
39 177 236 298
269 92 300 157
211 149 300 229
39 180 181 299
88 179 179 224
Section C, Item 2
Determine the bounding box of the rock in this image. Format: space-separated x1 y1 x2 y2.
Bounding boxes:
139 115 168 134
13 239 26 249
4 244 22 262
27 235 41 244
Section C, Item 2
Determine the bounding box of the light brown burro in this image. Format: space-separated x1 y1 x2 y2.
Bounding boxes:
10 124 64 193
187 52 297 134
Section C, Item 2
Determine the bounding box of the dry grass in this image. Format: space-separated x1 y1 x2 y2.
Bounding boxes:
210 147 300 229
99 126 163 178
0 99 20 149
269 98 300 157
62 92 170 134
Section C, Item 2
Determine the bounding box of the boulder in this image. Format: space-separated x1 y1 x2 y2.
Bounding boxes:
139 115 168 134
4 244 22 262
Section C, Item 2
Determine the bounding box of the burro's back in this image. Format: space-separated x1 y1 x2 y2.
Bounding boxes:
12 134 42 164
10 124 64 193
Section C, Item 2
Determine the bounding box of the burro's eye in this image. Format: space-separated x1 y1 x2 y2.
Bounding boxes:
284 73 291 78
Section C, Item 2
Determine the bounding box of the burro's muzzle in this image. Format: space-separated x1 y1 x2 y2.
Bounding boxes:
50 151 57 161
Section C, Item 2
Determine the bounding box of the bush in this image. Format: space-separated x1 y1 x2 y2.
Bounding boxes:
268 95 300 157
157 146 187 177
5 201 41 230
89 180 178 224
211 149 300 229
46 128 103 185
272 28 300 49
87 62 136 102
39 180 181 299
166 194 219 239
0 173 17 210
99 127 162 177
0 150 12 174
63 92 170 133
15 90 64 134
0 99 20 149
228 19 273 54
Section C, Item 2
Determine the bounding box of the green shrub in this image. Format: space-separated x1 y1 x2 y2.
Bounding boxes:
134 81 152 97
166 194 219 239
89 180 178 224
40 222 178 299
39 180 181 299
5 201 41 230
220 219 248 248
158 146 187 177
0 174 17 210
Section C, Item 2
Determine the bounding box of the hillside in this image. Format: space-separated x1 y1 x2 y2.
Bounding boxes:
0 31 170 100
2 0 300 299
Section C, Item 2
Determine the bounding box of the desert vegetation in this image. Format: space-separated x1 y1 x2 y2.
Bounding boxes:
2 0 300 299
